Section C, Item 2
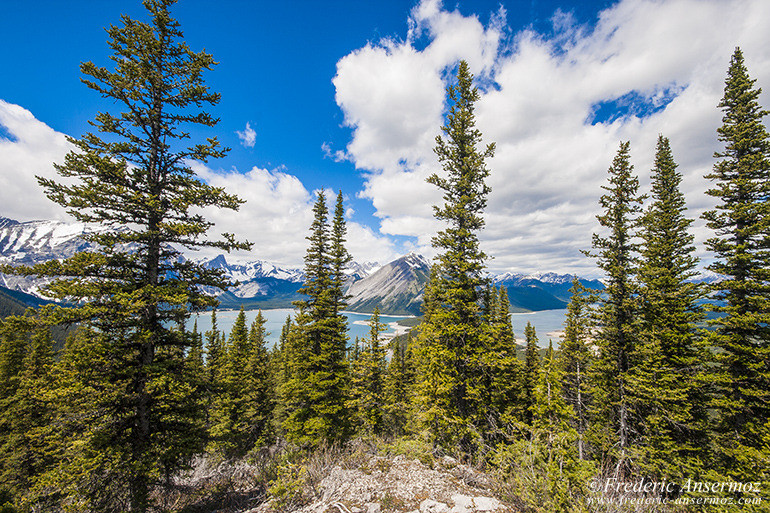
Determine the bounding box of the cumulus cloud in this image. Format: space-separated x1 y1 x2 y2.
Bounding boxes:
0 100 73 222
0 101 396 269
189 162 398 267
236 122 257 148
333 0 770 276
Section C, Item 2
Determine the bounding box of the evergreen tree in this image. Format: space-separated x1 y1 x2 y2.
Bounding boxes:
33 326 127 510
205 309 223 384
559 278 592 461
702 48 770 484
243 311 275 449
209 307 253 457
0 322 55 503
633 135 707 480
587 141 644 474
0 318 26 506
269 314 292 435
3 2 248 509
384 334 416 437
330 191 352 316
280 309 312 443
417 60 495 449
523 322 541 425
350 309 387 435
284 192 351 446
487 287 525 428
493 340 595 512
530 341 594 511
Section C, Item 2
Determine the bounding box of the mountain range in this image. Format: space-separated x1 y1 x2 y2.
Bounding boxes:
1 216 604 315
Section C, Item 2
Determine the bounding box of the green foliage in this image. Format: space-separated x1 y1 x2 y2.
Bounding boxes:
416 60 495 451
586 141 644 471
268 461 309 512
702 47 770 485
0 319 56 505
483 287 526 433
559 278 592 461
384 334 416 436
209 308 275 458
283 192 351 446
0 1 248 509
631 135 709 481
350 309 388 435
495 341 596 512
492 424 595 513
523 322 541 425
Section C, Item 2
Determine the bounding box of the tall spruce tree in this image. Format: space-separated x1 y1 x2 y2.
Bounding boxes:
523 322 541 425
209 307 252 457
587 141 644 474
559 278 592 461
633 135 706 480
284 192 351 446
350 309 387 435
243 311 275 449
417 60 495 449
3 1 248 509
384 334 416 437
488 287 525 429
702 48 770 483
0 322 56 505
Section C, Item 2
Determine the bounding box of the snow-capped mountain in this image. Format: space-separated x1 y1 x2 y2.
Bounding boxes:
491 271 604 310
0 216 94 265
1 215 608 314
346 260 381 282
0 217 98 296
198 254 304 284
493 271 580 285
0 216 379 306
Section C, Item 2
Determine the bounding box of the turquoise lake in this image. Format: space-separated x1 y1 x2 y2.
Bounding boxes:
188 308 568 347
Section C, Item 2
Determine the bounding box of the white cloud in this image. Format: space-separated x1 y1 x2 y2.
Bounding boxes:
236 122 256 148
189 163 398 268
0 100 73 222
333 0 770 276
0 102 396 269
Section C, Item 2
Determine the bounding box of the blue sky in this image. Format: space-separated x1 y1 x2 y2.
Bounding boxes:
1 0 768 275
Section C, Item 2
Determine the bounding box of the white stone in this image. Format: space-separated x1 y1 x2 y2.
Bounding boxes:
472 497 503 511
366 503 382 513
420 499 450 513
450 494 474 513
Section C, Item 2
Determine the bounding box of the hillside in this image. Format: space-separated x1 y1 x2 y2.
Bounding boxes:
346 253 430 315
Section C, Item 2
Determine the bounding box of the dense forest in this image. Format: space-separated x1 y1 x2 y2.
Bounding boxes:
0 1 768 512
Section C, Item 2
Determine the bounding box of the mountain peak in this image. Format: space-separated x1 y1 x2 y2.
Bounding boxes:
0 217 20 229
203 254 229 269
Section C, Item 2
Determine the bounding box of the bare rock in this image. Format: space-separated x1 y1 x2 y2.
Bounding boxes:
472 497 503 511
420 499 449 513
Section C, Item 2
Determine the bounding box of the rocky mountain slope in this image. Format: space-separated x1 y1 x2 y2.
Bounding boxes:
346 253 431 316
1 215 604 315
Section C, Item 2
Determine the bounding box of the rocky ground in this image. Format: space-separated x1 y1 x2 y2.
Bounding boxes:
250 454 510 513
175 445 516 513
